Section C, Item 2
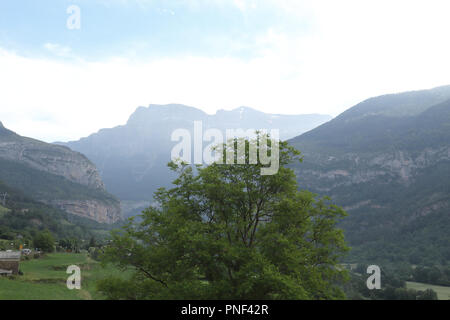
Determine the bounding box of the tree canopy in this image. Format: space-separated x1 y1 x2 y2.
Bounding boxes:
33 230 55 253
99 138 349 299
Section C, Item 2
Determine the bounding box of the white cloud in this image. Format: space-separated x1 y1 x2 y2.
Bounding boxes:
2 0 450 142
43 43 74 58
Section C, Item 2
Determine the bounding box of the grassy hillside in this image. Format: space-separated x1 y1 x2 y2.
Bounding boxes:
406 282 450 300
0 204 9 215
291 98 450 154
0 253 131 300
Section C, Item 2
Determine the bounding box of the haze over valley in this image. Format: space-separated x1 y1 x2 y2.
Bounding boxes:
1 0 449 303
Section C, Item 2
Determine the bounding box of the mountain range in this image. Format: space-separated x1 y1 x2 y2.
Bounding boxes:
2 85 448 265
59 105 332 216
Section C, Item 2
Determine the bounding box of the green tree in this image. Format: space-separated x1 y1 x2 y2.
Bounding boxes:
99 138 349 299
89 236 97 248
33 230 55 253
416 289 438 300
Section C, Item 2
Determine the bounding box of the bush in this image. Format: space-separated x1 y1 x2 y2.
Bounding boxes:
33 231 55 253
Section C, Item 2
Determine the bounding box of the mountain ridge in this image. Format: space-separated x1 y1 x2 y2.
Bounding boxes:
0 122 121 223
59 104 332 211
288 85 450 264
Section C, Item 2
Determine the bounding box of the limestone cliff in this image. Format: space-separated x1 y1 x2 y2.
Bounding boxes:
0 122 121 223
0 123 104 189
47 200 121 224
294 146 450 192
288 86 450 262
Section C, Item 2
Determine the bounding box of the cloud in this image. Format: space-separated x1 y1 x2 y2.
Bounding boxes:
43 43 73 58
2 0 450 142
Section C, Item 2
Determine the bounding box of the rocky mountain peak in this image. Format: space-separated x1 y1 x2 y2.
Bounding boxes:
127 104 208 127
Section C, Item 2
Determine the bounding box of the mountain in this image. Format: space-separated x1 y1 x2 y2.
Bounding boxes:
0 178 114 241
288 85 450 265
0 122 121 223
59 105 331 215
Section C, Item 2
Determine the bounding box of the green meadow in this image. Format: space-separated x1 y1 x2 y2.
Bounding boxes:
0 204 9 216
406 281 450 300
0 253 130 300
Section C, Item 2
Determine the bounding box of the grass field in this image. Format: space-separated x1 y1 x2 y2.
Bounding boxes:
406 281 450 300
0 253 131 300
0 204 9 216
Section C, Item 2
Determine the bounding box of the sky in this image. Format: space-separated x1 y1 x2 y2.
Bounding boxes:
1 0 450 142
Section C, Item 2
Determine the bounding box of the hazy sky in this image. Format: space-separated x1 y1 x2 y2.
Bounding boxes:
1 0 450 142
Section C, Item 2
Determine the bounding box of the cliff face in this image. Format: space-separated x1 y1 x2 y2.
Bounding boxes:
288 87 450 262
0 126 105 189
0 123 121 223
47 200 121 224
295 146 450 192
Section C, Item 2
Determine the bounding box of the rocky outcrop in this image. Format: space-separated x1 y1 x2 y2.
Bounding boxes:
0 128 105 189
288 86 450 262
0 123 121 223
48 200 121 224
295 146 450 192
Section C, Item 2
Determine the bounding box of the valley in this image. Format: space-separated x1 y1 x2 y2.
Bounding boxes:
2 0 449 304
1 86 449 300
